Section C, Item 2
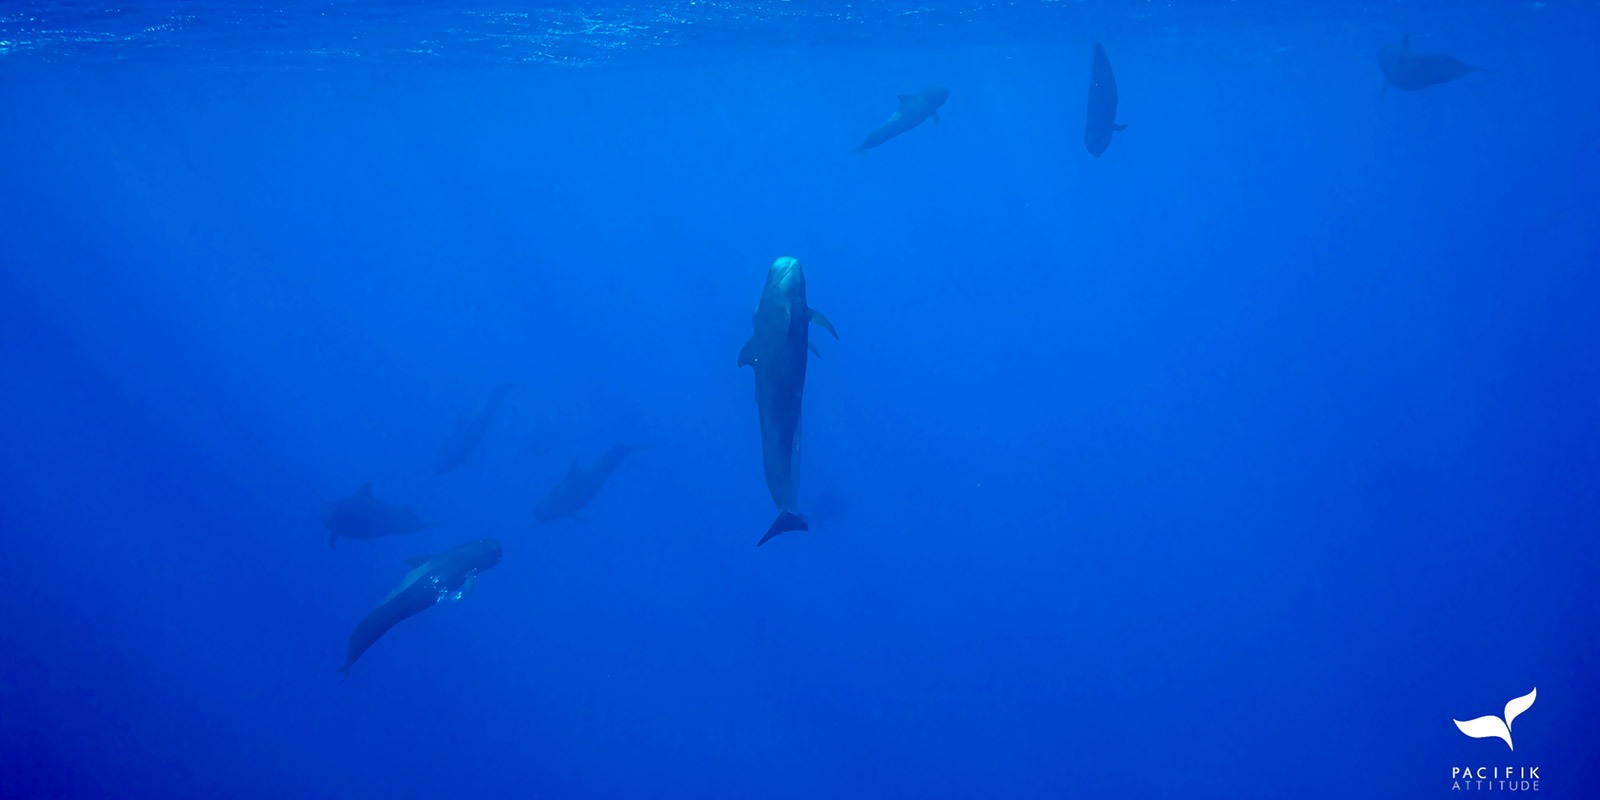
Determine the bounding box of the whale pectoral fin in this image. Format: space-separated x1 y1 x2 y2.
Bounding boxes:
403 555 431 567
808 309 838 339
808 341 822 358
1114 122 1128 131
932 111 940 126
459 576 477 598
328 531 339 549
737 336 759 367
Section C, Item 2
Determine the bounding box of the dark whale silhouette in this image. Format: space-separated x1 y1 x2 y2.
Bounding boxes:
432 382 514 473
1085 42 1128 157
854 87 948 153
338 538 502 680
533 444 638 523
738 257 836 546
321 484 429 549
1379 35 1486 99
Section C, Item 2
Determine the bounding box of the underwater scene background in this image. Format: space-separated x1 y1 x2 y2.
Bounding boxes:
1 1 1597 797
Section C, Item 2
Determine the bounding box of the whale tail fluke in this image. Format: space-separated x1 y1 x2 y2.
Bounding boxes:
337 665 352 682
758 510 809 546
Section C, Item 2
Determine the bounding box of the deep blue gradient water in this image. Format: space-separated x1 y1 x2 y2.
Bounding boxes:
2 2 1598 797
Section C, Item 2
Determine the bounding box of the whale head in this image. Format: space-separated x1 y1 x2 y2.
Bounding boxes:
768 256 805 295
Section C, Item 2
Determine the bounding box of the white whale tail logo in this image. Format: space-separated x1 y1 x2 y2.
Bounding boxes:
1454 688 1537 750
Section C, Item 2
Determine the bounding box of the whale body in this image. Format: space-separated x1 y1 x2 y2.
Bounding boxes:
339 538 502 680
432 382 514 473
738 257 836 545
533 444 638 523
854 87 948 153
1379 35 1484 98
1085 43 1128 157
321 484 429 549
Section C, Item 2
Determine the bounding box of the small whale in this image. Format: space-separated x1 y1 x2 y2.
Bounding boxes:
432 382 514 473
738 257 836 545
1379 35 1487 99
321 484 430 549
533 444 639 523
1085 42 1128 157
854 87 949 153
338 538 502 680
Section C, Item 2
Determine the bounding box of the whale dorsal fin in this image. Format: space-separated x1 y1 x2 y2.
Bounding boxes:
737 335 760 367
808 309 838 339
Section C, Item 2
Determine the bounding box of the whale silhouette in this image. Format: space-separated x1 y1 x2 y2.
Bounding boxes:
339 539 502 680
854 87 948 153
1379 35 1488 100
738 257 836 546
1085 42 1128 157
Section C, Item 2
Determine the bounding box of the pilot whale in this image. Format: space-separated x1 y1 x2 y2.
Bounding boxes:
321 484 429 549
738 257 836 545
1085 42 1128 157
338 538 502 680
854 87 948 153
533 444 639 523
1379 35 1487 99
432 382 514 473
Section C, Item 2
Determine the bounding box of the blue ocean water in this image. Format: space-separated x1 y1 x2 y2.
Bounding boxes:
2 1 1597 797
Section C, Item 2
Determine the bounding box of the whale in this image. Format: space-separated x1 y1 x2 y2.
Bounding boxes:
432 382 514 473
338 538 502 680
738 257 836 545
1085 43 1128 157
533 444 638 523
1379 35 1486 99
321 484 429 549
854 87 948 153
